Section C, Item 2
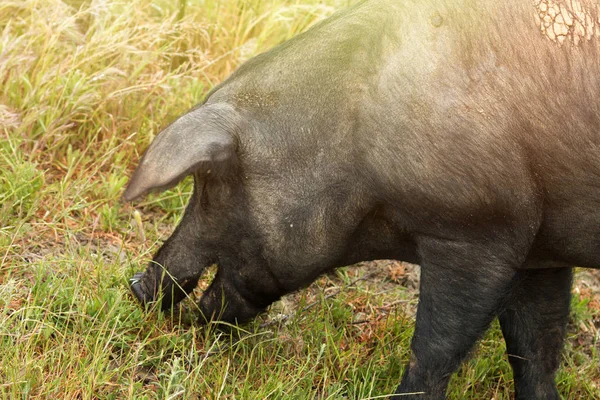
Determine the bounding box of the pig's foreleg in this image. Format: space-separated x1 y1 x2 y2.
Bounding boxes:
498 266 572 400
394 236 523 399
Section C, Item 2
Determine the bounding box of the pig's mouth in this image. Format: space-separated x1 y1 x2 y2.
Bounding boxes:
129 267 203 311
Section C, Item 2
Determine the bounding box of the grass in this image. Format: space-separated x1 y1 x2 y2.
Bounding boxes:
1 0 599 398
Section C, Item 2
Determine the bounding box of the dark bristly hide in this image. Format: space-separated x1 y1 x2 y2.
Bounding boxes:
123 1 600 398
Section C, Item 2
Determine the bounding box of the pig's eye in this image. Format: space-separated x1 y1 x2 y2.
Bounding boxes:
199 184 210 210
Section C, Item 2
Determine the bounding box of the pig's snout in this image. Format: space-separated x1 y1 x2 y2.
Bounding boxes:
130 272 154 305
129 266 196 311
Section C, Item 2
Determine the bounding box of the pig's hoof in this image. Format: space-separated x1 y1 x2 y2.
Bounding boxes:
130 272 153 305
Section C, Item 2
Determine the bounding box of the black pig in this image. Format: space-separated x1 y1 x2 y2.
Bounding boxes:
123 0 600 398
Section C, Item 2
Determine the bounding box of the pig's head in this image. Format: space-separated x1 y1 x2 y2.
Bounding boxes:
122 2 411 323
124 102 240 316
123 88 406 323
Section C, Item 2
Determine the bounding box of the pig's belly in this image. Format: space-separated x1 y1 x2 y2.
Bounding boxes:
527 201 600 269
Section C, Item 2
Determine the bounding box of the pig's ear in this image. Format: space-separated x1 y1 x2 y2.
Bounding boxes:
122 103 239 201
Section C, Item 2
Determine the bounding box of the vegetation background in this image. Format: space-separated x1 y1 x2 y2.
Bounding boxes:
1 0 598 398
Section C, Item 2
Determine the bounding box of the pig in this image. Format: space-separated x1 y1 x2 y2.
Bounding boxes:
123 0 600 398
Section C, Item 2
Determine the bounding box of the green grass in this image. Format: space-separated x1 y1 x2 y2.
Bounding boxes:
1 0 599 398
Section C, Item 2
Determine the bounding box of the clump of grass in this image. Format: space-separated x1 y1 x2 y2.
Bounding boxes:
1 0 599 399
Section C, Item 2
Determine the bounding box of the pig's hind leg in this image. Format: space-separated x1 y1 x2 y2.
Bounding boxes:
498 266 572 400
394 236 525 399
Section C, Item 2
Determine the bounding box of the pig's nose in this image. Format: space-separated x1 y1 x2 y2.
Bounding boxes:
130 272 153 305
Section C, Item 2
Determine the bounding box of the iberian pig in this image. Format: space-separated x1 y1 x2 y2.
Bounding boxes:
124 0 600 398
